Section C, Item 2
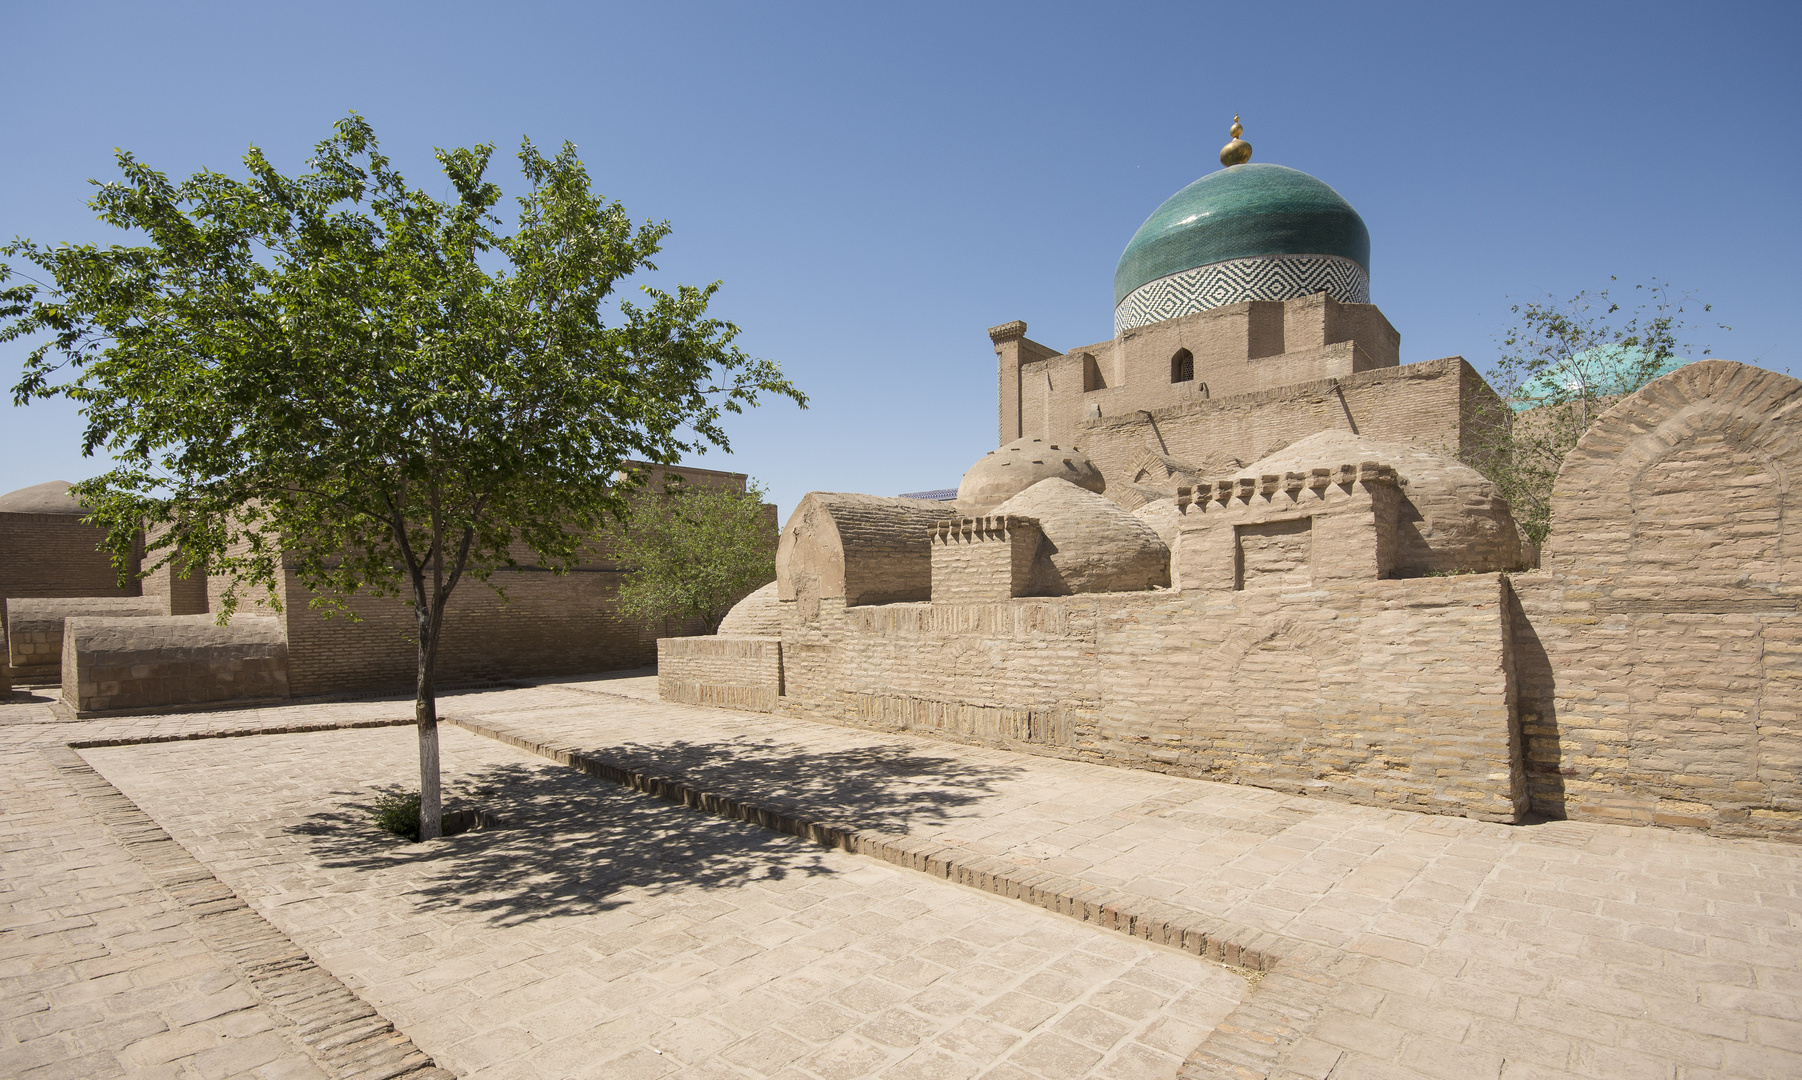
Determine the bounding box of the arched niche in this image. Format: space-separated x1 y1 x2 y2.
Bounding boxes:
1547 360 1800 593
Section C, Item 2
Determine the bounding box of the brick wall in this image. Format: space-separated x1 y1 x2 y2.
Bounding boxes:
1016 294 1407 464
1 512 140 662
1175 466 1399 591
61 614 288 716
1515 361 1802 839
668 358 1802 840
0 513 137 598
191 478 770 698
279 566 697 697
929 517 1041 601
1024 356 1480 495
141 557 209 616
658 636 783 713
756 574 1521 821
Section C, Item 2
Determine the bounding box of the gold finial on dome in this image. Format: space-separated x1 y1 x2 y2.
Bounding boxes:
1219 115 1252 167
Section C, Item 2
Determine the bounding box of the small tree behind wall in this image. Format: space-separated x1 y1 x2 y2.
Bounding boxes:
1462 278 1725 548
1 115 806 839
613 476 777 635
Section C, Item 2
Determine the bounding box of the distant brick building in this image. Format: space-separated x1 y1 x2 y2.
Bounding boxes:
0 481 143 686
3 464 771 714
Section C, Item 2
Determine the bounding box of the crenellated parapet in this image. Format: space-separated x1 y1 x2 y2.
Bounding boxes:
1174 460 1401 592
1181 461 1396 508
930 515 1044 602
929 514 1041 543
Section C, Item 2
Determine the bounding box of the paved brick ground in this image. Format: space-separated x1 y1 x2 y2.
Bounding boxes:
452 676 1802 1080
81 724 1247 1080
7 671 1802 1079
1 688 445 1080
1 737 327 1080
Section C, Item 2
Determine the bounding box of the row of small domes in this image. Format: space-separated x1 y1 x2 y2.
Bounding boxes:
944 430 1522 581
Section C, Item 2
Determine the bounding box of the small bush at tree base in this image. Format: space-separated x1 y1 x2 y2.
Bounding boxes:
368 790 421 842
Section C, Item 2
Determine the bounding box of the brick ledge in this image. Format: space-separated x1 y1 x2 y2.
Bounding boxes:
445 712 1356 1079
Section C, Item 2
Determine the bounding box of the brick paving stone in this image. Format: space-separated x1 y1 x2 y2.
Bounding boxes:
10 670 1802 1079
79 721 1248 1079
3 714 329 1077
432 675 1802 1080
1 687 450 1079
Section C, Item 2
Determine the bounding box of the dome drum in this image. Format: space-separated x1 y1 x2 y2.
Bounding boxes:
1115 253 1369 336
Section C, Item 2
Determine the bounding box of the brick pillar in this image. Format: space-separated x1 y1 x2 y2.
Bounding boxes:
989 321 1028 445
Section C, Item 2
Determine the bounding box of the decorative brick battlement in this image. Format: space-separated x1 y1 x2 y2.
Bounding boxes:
930 515 1044 602
1174 461 1402 591
987 320 1028 344
1180 461 1396 509
929 514 1041 542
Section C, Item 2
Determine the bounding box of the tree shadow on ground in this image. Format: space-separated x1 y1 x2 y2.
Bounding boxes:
290 734 1022 927
544 734 1027 835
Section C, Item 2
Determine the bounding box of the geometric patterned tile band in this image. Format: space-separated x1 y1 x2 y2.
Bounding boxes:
1113 254 1370 335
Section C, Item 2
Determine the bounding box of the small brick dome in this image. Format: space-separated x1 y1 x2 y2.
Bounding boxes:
956 438 1105 517
0 481 87 515
718 581 783 635
992 478 1169 594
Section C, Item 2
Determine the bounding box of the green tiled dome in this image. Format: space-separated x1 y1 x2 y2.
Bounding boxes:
1510 347 1695 411
1114 163 1370 307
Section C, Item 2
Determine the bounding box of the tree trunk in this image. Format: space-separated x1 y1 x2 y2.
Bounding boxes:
416 603 442 841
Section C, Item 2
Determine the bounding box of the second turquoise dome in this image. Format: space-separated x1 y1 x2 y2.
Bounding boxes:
1113 163 1371 333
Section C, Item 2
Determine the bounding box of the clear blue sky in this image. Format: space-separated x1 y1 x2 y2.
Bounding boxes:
4 1 1797 521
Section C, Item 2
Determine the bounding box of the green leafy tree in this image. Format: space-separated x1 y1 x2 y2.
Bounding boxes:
613 476 777 634
1462 279 1725 548
0 115 805 838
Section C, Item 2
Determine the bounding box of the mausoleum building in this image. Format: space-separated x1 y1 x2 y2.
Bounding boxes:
664 121 1802 843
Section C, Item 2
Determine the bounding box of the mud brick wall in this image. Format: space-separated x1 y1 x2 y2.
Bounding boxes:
62 614 288 716
658 636 783 713
1175 467 1399 591
929 517 1041 602
1 511 140 662
201 481 772 698
0 512 137 598
140 559 209 616
280 566 695 697
772 574 1522 821
205 535 287 619
1017 295 1402 442
7 596 168 676
1052 357 1485 496
1514 361 1802 839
